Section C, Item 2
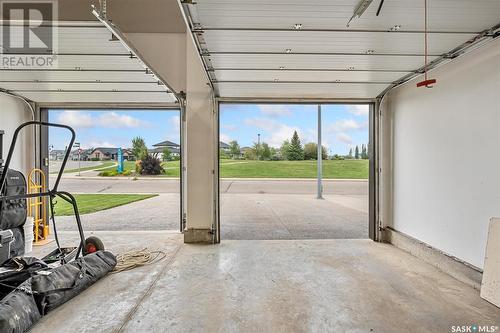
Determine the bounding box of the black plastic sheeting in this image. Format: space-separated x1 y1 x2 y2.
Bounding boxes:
32 250 117 315
9 228 25 259
0 251 117 332
0 280 41 333
0 257 48 300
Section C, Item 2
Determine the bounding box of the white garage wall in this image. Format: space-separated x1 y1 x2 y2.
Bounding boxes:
0 93 35 174
386 38 500 269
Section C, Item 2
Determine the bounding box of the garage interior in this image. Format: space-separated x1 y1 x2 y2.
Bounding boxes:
1 0 500 332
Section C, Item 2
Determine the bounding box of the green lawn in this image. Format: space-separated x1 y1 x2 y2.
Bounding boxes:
219 159 368 179
53 193 158 216
95 159 368 179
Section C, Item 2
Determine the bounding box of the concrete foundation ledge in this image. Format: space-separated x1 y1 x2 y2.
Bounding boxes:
184 228 214 244
385 227 483 290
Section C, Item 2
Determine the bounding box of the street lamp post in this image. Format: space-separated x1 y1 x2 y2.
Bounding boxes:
257 133 261 161
317 105 323 199
74 142 81 176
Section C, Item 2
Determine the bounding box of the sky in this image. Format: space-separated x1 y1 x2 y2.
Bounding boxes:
220 104 369 155
49 104 368 155
48 110 180 150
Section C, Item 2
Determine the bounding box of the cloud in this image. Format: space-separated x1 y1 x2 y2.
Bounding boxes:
220 133 232 143
56 110 147 129
324 118 367 150
85 141 115 149
221 124 237 132
257 105 292 117
170 115 180 126
244 117 314 147
57 111 94 128
327 119 367 133
347 105 369 116
96 112 145 128
336 133 353 144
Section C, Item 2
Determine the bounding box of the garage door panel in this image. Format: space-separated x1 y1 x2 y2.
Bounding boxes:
214 69 408 83
204 31 475 55
194 0 500 33
0 82 166 92
209 54 437 71
216 82 388 99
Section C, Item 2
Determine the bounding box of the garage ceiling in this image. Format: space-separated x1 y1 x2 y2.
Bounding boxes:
184 0 500 99
0 23 177 105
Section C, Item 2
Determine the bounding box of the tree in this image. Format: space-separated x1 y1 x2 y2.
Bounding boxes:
280 140 290 160
361 144 369 159
252 142 261 160
304 142 328 160
348 148 353 159
132 137 148 161
355 145 360 159
287 131 304 160
229 140 240 159
261 143 271 160
243 148 257 160
304 143 316 160
219 148 229 159
162 147 171 161
270 147 282 160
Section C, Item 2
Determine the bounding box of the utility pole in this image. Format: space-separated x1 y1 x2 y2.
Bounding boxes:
317 105 323 199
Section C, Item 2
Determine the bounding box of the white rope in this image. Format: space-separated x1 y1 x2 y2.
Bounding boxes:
113 248 167 273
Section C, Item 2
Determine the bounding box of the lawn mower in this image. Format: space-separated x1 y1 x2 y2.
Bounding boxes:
0 121 116 332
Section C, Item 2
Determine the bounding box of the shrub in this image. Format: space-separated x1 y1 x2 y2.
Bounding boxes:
140 154 164 175
90 157 100 161
98 169 132 177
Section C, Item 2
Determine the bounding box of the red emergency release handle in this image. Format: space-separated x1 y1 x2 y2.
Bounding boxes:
416 79 436 88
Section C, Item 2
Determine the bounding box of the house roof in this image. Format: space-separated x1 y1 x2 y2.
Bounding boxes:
219 141 230 149
153 140 180 148
149 147 180 154
92 147 132 155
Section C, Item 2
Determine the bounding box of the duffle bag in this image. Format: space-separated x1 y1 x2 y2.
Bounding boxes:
31 250 117 315
0 279 41 333
0 168 27 230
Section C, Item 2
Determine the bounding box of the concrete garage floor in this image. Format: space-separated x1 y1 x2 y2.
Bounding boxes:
30 233 500 333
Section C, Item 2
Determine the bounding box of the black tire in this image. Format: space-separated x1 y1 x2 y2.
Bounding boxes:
84 236 105 255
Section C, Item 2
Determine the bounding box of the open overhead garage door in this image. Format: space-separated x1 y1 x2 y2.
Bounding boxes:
0 23 177 105
182 0 500 99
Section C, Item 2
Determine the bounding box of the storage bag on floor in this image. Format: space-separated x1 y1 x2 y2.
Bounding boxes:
0 168 27 230
32 250 117 315
0 279 41 333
